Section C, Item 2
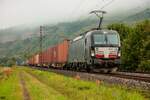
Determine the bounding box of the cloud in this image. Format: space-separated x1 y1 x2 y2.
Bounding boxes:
0 0 149 29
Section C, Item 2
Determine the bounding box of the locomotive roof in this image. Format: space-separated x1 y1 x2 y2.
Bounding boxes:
80 29 118 36
90 29 118 34
71 29 119 42
81 29 118 37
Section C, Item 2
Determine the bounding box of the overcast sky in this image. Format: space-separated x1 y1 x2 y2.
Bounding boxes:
0 0 149 29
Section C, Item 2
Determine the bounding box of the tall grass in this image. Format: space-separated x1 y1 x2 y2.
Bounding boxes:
0 66 147 100
23 67 146 100
22 70 67 100
0 67 23 100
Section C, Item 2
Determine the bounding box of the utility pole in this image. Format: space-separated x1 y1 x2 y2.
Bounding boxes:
40 26 43 64
90 10 106 29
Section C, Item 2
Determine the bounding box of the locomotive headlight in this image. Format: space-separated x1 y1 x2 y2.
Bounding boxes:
118 47 121 57
91 50 95 56
118 51 121 57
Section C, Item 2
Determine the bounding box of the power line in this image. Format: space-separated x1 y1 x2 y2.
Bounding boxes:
40 26 43 64
69 0 87 19
84 0 115 29
72 0 106 32
40 26 43 53
100 0 115 10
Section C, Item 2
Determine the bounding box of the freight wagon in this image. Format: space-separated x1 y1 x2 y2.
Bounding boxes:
28 40 69 68
28 54 39 66
52 40 69 68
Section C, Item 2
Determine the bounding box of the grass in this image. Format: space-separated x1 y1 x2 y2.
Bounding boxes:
0 67 3 79
22 70 67 100
0 67 23 100
0 66 148 100
23 67 147 100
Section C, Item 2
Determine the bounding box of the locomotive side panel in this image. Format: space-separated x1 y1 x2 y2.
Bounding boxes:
68 36 85 63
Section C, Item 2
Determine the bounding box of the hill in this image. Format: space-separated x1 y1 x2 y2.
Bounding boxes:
123 8 150 22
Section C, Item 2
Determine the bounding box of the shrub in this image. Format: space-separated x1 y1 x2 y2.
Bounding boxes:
138 60 150 72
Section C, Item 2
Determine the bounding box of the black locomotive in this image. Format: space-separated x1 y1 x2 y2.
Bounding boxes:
67 29 121 72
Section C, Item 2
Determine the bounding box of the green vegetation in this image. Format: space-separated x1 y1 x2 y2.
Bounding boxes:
22 70 67 100
23 67 146 100
0 57 16 67
0 67 23 100
0 66 147 100
108 20 150 71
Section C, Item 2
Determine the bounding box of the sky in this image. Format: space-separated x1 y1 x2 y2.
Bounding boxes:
0 0 149 29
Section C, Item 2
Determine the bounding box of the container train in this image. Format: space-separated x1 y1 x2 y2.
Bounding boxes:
28 29 121 72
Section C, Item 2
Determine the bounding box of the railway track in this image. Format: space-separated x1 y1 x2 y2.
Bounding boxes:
103 73 150 83
116 71 150 78
30 66 150 90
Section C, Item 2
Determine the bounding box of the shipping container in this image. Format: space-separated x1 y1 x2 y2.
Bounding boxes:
28 39 69 67
52 39 69 67
57 40 69 63
28 56 34 65
39 52 44 65
46 47 53 64
34 54 39 65
42 48 51 65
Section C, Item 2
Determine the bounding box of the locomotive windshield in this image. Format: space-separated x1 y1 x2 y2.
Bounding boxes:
93 34 106 44
93 33 119 45
107 34 119 45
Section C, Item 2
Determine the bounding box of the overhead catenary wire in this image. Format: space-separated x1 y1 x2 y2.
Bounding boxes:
68 0 104 30
100 0 115 10
86 0 115 29
68 0 87 20
74 0 113 32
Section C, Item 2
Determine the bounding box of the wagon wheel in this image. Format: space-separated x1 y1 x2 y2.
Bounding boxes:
86 65 93 73
109 67 118 73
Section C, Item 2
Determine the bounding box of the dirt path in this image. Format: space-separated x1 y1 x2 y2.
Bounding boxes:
19 72 31 100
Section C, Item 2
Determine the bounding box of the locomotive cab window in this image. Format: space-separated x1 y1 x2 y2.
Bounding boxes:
92 32 119 46
107 34 119 45
93 34 106 45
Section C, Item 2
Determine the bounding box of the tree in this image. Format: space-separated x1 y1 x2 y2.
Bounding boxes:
136 20 150 71
107 23 131 41
122 29 142 71
107 20 150 71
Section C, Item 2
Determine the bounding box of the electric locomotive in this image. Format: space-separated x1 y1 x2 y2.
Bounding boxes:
67 10 121 72
68 29 121 72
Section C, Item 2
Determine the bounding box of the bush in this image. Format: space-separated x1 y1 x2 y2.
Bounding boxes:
107 20 150 72
107 23 131 41
0 57 16 67
138 60 150 72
